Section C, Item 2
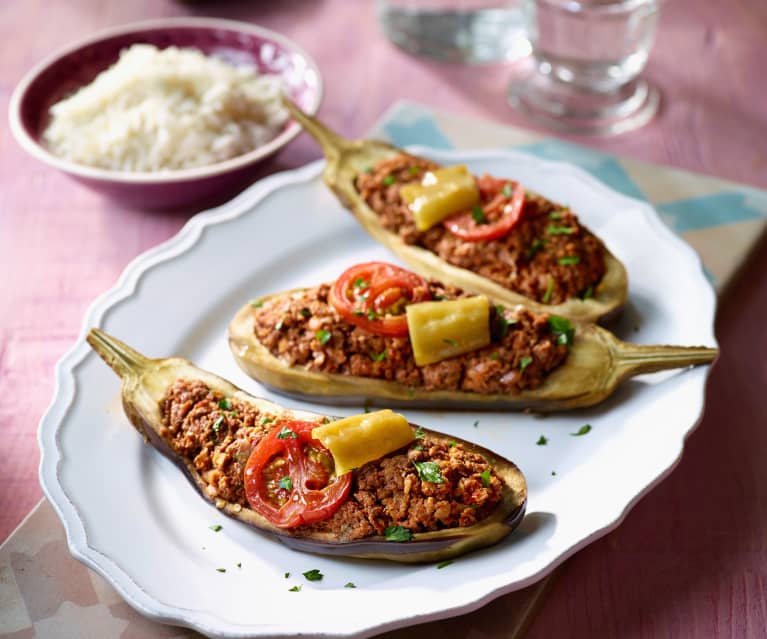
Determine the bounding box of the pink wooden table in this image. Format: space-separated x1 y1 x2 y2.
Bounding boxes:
2 1 767 636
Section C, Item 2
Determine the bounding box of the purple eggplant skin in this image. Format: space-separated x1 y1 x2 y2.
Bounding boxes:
86 328 528 563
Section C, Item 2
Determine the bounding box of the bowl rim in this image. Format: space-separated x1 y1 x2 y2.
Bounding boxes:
8 16 324 184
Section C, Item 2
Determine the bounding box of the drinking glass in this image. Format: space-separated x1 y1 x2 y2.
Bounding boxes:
508 0 661 135
377 0 531 63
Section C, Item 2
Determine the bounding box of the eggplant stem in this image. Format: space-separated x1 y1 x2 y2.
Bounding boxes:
282 96 349 160
87 328 150 381
615 342 718 378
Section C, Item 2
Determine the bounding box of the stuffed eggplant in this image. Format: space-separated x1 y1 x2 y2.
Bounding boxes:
229 261 717 411
283 98 627 324
87 328 527 563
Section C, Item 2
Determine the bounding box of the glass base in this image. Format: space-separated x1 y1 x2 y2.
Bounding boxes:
508 68 660 135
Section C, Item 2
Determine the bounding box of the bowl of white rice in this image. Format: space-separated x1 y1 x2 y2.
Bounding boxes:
9 17 322 208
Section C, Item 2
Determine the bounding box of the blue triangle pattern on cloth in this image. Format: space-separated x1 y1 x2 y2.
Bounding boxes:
382 115 455 150
515 140 647 202
656 191 767 233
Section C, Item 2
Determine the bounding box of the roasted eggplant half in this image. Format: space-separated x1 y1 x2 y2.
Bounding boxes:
87 328 527 563
283 98 627 324
228 264 717 411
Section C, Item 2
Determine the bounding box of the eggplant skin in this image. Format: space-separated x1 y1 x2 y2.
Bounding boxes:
86 329 528 563
132 397 526 564
281 99 628 324
228 292 718 412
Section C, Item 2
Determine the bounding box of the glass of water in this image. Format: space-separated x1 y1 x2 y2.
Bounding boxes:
377 0 531 63
508 0 661 135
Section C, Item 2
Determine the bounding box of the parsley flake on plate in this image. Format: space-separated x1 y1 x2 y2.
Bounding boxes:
571 424 592 436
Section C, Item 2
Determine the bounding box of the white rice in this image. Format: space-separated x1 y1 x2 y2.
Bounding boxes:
42 44 289 172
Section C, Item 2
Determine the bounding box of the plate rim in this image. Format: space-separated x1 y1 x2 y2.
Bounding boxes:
8 16 324 184
37 148 717 638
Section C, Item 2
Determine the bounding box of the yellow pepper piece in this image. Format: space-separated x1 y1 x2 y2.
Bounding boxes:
399 165 480 231
406 296 490 366
311 410 414 475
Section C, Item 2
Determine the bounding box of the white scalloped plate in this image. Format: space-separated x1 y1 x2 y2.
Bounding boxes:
38 149 717 638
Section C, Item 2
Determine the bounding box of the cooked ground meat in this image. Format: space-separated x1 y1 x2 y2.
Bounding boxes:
160 379 503 540
355 153 606 305
253 282 569 394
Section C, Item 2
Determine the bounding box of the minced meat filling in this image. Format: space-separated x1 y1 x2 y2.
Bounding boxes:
160 379 503 540
355 153 606 306
253 283 568 395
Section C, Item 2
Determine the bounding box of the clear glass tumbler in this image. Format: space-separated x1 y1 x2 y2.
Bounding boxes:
508 0 661 135
377 0 531 63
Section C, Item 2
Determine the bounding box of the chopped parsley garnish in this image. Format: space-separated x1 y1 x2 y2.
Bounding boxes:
471 206 487 224
502 183 513 197
366 309 378 321
353 277 369 289
384 525 413 542
249 299 264 308
519 356 533 372
536 435 548 446
261 416 274 425
473 419 479 428
277 426 297 439
344 582 357 588
364 165 374 174
216 568 226 573
364 403 371 413
436 560 453 569
316 329 332 345
413 460 444 484
353 310 365 316
236 562 241 568
449 440 457 448
370 349 388 362
549 210 563 220
443 338 458 347
279 476 293 491
414 427 425 438
551 471 557 476
288 585 301 592
527 238 544 259
299 308 311 318
302 569 323 582
218 398 232 410
571 424 592 436
542 278 555 304
479 468 492 487
580 285 594 300
558 255 581 265
284 572 290 578
413 445 423 451
212 416 224 434
548 315 575 345
492 305 516 341
209 524 222 532
432 294 446 301
546 224 576 235
382 174 396 186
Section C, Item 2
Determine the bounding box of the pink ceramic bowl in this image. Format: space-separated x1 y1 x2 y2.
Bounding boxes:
8 17 322 209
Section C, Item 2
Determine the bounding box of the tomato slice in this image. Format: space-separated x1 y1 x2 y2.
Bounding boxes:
329 261 431 337
244 420 352 528
443 177 525 242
